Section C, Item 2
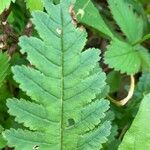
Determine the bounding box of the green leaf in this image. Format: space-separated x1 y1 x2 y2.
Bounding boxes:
104 38 141 75
3 0 111 149
0 53 9 87
133 33 150 45
0 53 9 149
25 0 43 11
135 72 150 98
103 125 120 150
7 2 27 34
74 0 114 38
136 45 150 71
104 38 150 74
118 93 150 150
108 0 143 43
106 71 122 93
0 126 6 149
0 0 16 14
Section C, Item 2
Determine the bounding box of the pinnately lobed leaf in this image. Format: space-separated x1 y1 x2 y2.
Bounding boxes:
3 0 111 150
119 93 150 150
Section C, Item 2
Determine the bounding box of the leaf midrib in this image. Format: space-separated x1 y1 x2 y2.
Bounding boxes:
60 6 65 150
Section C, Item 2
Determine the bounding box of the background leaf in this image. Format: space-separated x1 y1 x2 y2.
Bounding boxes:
119 93 150 150
25 0 43 11
0 53 9 87
108 0 143 43
74 0 114 38
104 37 150 74
0 0 16 14
0 53 10 149
104 38 141 74
106 71 122 93
0 125 6 149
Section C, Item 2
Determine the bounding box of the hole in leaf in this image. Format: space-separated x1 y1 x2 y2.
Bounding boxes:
68 118 75 126
33 145 39 150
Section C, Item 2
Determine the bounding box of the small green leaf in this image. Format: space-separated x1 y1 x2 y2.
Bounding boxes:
0 0 16 14
104 38 141 75
104 38 150 75
119 93 150 150
108 0 143 43
25 0 43 11
74 0 114 38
